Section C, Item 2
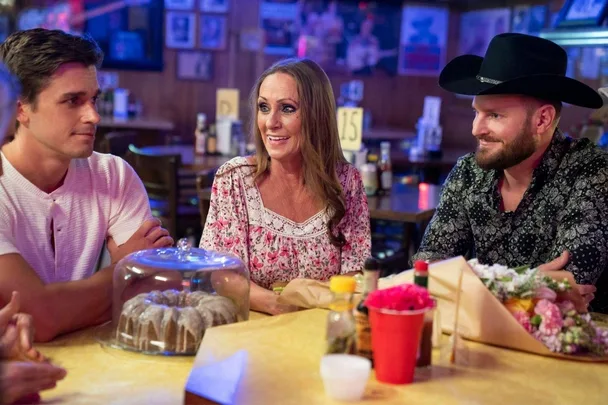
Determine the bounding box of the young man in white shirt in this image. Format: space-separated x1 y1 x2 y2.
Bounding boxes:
0 29 173 342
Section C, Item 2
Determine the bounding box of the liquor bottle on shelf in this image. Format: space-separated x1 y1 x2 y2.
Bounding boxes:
194 113 208 156
206 123 218 155
377 141 392 195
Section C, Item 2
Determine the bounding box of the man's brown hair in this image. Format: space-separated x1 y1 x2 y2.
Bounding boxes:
0 28 103 109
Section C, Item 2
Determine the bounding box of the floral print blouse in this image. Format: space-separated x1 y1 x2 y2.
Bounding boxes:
412 132 608 313
200 157 371 289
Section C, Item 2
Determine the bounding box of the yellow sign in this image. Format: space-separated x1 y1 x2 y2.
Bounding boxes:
216 88 240 121
337 107 363 151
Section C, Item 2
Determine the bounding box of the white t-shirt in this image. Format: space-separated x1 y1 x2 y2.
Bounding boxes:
0 152 154 284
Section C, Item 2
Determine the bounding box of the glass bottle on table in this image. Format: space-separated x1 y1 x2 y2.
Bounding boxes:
354 257 380 366
377 141 393 195
326 275 357 355
414 260 433 367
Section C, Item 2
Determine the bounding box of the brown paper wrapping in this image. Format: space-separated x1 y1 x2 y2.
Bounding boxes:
276 257 608 362
276 279 361 309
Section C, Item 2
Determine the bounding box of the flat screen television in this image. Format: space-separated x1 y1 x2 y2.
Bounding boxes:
83 0 164 71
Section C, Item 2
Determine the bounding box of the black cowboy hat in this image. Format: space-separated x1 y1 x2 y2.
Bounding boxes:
439 33 603 109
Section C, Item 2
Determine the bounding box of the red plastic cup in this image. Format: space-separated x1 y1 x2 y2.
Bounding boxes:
368 306 428 384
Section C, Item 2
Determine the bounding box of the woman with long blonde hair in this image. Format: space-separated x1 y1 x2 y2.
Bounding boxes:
200 58 371 315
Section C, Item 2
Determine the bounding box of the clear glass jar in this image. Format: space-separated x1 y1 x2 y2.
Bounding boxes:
105 239 250 356
326 276 357 355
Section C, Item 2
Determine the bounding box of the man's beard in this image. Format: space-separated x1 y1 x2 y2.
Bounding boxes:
475 115 536 170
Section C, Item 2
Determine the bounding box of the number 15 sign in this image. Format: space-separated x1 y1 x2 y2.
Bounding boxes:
337 107 363 152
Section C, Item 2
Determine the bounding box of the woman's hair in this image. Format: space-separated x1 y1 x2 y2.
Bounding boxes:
249 58 347 247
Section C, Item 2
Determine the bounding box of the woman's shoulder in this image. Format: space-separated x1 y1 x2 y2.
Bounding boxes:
215 156 257 178
337 161 361 187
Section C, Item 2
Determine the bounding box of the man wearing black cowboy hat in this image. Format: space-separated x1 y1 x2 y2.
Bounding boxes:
413 33 608 314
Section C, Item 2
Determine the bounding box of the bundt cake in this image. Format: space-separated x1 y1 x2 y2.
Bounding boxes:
116 289 238 354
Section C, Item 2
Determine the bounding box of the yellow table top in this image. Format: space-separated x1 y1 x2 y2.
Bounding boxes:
191 309 608 405
36 312 267 405
35 308 607 405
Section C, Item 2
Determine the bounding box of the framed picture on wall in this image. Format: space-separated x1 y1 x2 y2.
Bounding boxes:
398 5 448 76
200 14 227 50
459 8 511 56
556 0 608 28
512 5 548 35
200 0 229 13
85 0 164 71
165 0 195 10
177 51 213 80
166 11 196 49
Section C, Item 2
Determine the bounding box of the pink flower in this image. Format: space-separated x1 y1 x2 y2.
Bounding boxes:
513 310 532 333
279 246 290 257
534 299 563 336
329 252 339 266
534 286 557 302
556 300 576 315
223 237 236 249
265 232 274 244
213 219 229 230
266 251 279 264
365 284 435 312
251 256 264 270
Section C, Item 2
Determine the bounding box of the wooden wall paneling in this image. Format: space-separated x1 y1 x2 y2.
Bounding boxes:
15 0 601 149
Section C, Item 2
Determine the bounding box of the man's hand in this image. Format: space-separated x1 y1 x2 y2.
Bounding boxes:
0 361 67 404
538 251 597 313
0 292 44 363
107 219 174 263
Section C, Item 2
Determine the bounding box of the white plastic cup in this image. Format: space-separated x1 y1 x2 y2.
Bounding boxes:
320 354 371 401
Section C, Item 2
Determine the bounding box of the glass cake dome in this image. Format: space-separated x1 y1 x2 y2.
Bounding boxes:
99 239 250 356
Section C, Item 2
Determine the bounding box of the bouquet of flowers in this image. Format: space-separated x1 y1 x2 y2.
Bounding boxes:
469 259 608 356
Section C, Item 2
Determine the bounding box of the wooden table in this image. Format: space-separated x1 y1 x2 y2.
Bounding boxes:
187 308 608 405
197 182 440 224
136 145 232 171
34 308 607 405
367 182 440 223
99 117 175 132
37 312 268 405
392 148 471 170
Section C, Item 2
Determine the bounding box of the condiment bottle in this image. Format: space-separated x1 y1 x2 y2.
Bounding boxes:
326 275 356 355
354 257 380 366
414 260 433 367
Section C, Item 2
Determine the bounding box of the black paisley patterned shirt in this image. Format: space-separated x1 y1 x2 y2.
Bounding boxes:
413 132 608 313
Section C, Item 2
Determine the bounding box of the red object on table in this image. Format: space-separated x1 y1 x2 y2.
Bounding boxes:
368 306 426 384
